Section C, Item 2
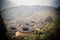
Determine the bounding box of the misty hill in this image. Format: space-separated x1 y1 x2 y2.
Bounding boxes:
7 5 55 11
2 5 55 23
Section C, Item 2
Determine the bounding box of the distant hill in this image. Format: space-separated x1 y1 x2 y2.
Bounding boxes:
8 5 55 11
1 5 56 23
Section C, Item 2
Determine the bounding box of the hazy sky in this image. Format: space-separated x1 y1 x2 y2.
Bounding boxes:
8 0 56 6
0 0 60 9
